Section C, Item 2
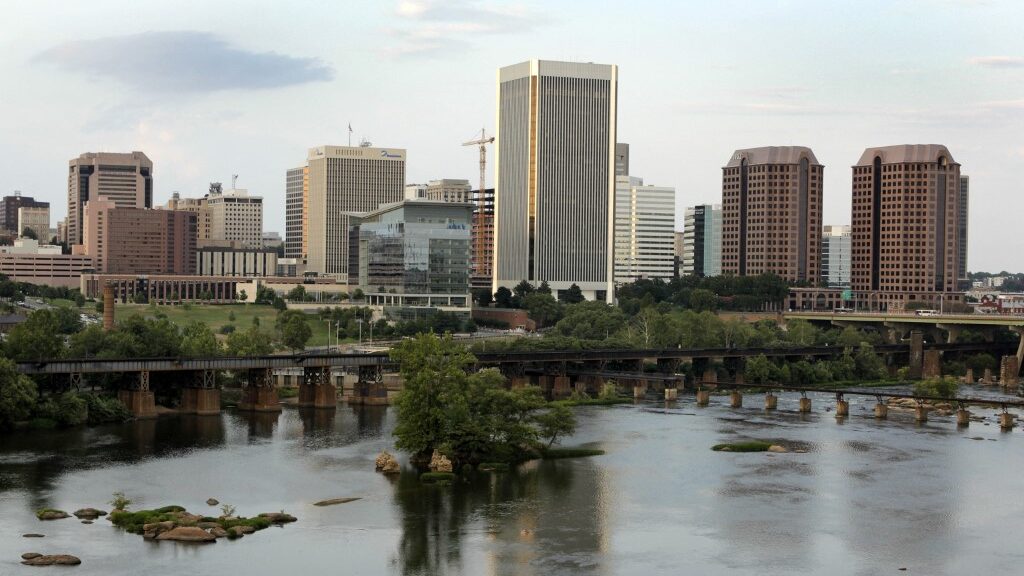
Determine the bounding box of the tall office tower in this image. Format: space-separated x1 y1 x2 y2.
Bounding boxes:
673 231 685 276
304 145 405 280
613 176 675 283
957 175 969 289
56 219 67 245
851 145 962 308
615 143 630 177
681 204 723 277
163 191 211 245
494 59 617 302
471 187 495 289
17 205 50 241
83 199 196 274
721 146 822 283
1 192 49 235
821 224 851 288
285 166 306 259
207 188 263 248
67 151 152 246
426 179 472 203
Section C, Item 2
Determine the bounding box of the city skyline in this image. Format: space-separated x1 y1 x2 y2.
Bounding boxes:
1 0 1023 271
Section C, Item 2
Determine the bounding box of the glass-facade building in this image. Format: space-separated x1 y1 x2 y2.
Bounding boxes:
349 200 472 310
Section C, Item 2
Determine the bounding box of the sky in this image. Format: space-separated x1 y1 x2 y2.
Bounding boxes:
1 0 1022 272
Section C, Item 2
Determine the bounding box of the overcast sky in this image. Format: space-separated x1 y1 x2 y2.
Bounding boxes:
1 0 1022 272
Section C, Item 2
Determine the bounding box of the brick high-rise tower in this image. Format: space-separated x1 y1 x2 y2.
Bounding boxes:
721 146 823 283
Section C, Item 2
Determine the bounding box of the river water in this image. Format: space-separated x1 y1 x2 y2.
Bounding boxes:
1 387 1022 575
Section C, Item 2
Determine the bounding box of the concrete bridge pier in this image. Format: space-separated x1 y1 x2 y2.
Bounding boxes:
936 324 962 344
181 370 219 415
965 368 975 384
509 375 530 389
298 366 336 409
874 400 888 419
238 368 281 412
1000 411 1016 430
729 390 742 408
118 371 157 419
664 386 678 401
696 389 710 407
347 366 388 405
1000 356 1020 388
983 368 994 385
956 407 970 427
923 350 942 379
552 375 571 399
798 393 812 413
764 392 777 410
908 331 924 379
835 393 849 419
915 402 928 423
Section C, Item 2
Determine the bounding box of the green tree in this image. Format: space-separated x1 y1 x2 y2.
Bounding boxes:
351 288 365 301
226 326 274 356
0 358 37 429
560 283 584 304
535 404 576 447
689 288 718 312
853 343 887 380
237 290 248 301
836 326 864 349
786 320 819 347
4 309 64 361
522 292 563 328
537 281 552 295
473 288 493 307
555 301 626 340
180 321 222 357
281 315 312 351
512 280 535 308
744 354 773 384
287 285 307 302
21 227 38 240
494 286 514 308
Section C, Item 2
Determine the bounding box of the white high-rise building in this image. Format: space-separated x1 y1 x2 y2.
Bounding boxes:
821 224 851 288
207 188 263 249
681 204 722 277
614 176 675 284
304 145 405 280
404 183 428 200
493 59 617 302
285 166 306 259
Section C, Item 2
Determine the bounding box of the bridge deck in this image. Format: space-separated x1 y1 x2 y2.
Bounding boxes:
784 311 1024 327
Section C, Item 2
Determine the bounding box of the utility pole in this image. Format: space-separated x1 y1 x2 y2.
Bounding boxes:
463 128 494 280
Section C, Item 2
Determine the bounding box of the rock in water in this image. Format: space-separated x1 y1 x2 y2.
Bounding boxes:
22 534 45 538
258 512 297 524
21 554 81 566
22 553 42 560
210 526 229 538
36 510 70 521
429 450 453 473
375 451 400 474
206 498 219 506
313 498 361 507
72 508 107 519
155 526 217 543
767 445 788 453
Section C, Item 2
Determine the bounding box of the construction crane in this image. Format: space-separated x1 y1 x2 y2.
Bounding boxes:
463 129 494 278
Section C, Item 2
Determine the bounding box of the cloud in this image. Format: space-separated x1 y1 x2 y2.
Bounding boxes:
388 0 544 57
969 56 1024 69
35 31 333 93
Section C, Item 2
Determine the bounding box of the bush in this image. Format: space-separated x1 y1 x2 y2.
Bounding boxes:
220 324 236 334
913 376 959 399
82 394 131 424
35 392 88 427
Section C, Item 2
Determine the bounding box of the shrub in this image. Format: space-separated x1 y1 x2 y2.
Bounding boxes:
220 324 236 335
599 381 619 400
82 394 131 424
109 491 132 511
913 376 959 399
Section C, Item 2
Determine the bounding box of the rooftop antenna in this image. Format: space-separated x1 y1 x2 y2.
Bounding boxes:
359 137 372 148
348 122 353 147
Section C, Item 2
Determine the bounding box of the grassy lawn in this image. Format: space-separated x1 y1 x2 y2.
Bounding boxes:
110 303 342 349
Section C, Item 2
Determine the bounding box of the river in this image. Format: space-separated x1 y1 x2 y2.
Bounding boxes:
1 387 1022 575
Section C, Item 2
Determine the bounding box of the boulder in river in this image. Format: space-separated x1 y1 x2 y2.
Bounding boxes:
375 451 400 474
73 508 107 519
313 498 361 507
21 554 81 566
35 509 70 521
142 521 176 540
22 553 41 560
209 526 228 538
22 534 44 538
767 445 788 453
155 526 216 543
259 512 297 524
429 450 453 473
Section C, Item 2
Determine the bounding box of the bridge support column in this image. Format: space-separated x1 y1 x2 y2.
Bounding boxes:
956 408 970 427
1012 327 1024 375
664 387 678 401
874 401 888 419
799 395 812 413
537 375 554 396
729 391 742 408
181 370 219 415
118 371 156 419
915 403 928 423
965 368 974 384
923 350 942 379
239 368 281 412
835 394 849 418
983 369 994 385
764 392 777 410
696 389 710 407
702 368 717 386
299 367 336 409
509 376 529 389
1000 356 1020 388
908 330 924 379
1000 411 1016 430
552 375 571 399
937 324 961 344
347 365 388 405
632 381 646 400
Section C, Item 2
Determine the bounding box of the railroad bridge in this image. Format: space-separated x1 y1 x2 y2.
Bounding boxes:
15 341 1012 418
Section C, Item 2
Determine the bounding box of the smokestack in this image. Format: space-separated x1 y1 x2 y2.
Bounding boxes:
103 284 115 332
